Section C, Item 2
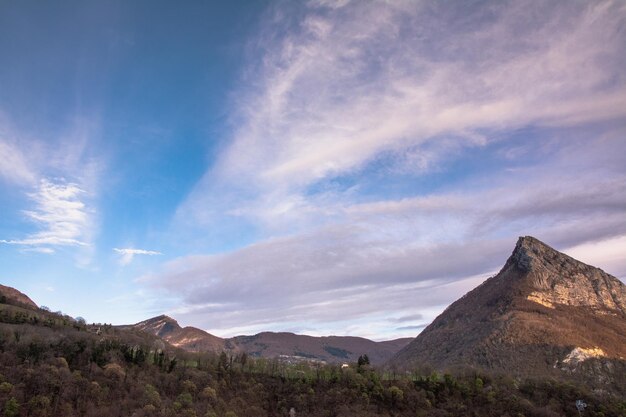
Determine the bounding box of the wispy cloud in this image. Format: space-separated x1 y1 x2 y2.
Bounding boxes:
0 103 104 268
178 0 626 229
114 248 162 266
390 314 424 324
0 139 36 185
1 179 92 253
396 325 427 332
152 0 626 338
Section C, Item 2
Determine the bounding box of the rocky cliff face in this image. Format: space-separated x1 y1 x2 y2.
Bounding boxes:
509 236 625 313
389 236 626 383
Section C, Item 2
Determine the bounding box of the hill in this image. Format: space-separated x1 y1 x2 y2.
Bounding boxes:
389 236 626 386
0 284 38 309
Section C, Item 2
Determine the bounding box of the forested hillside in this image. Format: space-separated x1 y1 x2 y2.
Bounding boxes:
1 299 625 417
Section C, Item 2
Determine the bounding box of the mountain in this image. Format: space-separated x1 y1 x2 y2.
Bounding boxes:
132 315 226 353
0 283 38 309
389 236 626 379
131 316 412 365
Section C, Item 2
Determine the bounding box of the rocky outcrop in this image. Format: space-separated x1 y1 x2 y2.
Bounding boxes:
511 237 626 313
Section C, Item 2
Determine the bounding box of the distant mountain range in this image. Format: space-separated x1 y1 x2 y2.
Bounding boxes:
389 236 626 383
130 314 412 365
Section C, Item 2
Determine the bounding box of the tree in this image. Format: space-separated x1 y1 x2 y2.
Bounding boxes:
175 392 193 409
28 395 51 417
387 386 404 408
0 383 12 394
218 352 229 379
200 386 217 402
143 384 162 408
4 397 19 417
357 354 370 370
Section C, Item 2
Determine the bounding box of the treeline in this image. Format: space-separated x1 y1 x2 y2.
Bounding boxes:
0 307 625 416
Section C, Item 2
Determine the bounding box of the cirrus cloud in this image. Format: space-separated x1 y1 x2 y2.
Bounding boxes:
1 179 92 253
178 0 626 231
114 248 163 266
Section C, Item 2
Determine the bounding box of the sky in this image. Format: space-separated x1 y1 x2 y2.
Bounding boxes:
0 0 625 341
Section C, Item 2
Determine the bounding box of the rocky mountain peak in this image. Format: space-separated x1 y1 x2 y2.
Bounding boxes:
134 315 181 338
509 236 567 272
154 314 177 323
504 236 626 314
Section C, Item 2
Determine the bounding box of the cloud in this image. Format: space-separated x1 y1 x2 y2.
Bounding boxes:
0 108 103 267
1 179 92 253
564 236 626 280
0 139 36 185
177 0 626 229
150 1 626 338
396 325 427 332
390 314 424 324
20 247 56 254
114 248 162 266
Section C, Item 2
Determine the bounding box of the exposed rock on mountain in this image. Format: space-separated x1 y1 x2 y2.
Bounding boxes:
389 236 626 380
0 284 38 309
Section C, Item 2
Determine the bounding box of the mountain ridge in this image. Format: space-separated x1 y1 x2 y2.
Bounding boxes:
130 314 412 364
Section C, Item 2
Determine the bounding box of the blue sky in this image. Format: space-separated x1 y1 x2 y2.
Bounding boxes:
1 0 625 340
